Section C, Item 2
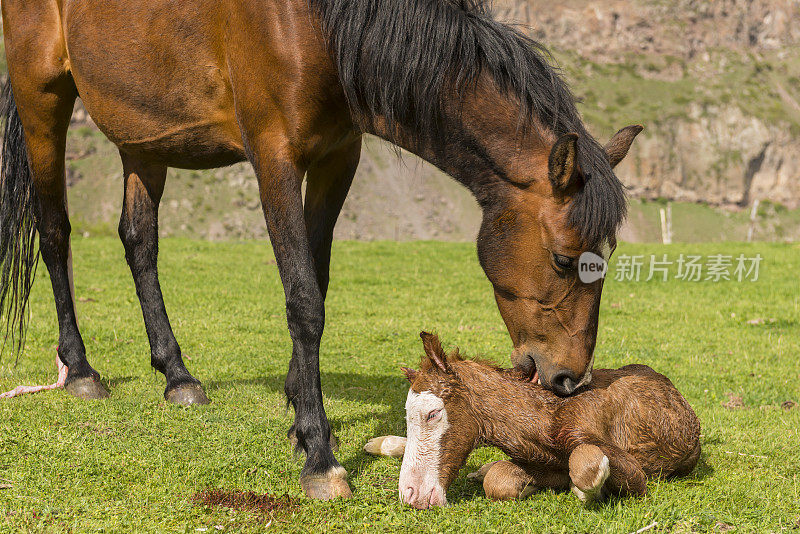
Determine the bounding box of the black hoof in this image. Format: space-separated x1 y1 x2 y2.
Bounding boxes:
165 384 210 406
288 426 339 453
64 376 110 400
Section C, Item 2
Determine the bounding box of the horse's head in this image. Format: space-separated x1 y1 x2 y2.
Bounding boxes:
398 332 481 509
477 125 642 395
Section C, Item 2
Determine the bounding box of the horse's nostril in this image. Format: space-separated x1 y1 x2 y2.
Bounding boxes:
551 370 578 395
403 486 416 504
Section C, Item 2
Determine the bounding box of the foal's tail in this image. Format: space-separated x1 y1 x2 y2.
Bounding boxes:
0 82 40 360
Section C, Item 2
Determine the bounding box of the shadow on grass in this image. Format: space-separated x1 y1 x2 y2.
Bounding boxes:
686 453 714 482
207 372 409 485
207 372 408 406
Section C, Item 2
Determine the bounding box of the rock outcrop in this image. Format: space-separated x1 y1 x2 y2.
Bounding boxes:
496 0 800 208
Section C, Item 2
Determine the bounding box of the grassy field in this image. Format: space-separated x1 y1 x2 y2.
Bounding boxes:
0 239 798 533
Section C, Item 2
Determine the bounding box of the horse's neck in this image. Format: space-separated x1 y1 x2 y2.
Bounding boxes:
456 364 561 464
366 80 550 206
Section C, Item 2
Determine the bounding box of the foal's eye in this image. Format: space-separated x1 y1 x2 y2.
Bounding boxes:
426 409 442 422
552 253 576 271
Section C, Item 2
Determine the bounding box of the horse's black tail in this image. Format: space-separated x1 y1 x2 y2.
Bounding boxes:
0 81 40 361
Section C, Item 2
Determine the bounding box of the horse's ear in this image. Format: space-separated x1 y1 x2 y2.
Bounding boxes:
419 331 449 373
548 133 580 192
604 125 643 169
401 367 418 383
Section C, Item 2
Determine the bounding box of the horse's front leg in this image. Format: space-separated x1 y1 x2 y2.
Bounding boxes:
118 153 208 405
250 146 350 500
285 138 362 453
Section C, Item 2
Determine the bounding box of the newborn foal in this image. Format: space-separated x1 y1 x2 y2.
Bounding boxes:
366 333 700 509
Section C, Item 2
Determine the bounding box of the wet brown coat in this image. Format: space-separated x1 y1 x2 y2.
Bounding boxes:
405 334 701 498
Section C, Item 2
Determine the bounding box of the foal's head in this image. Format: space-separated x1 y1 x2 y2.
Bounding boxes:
476 126 642 395
398 332 484 509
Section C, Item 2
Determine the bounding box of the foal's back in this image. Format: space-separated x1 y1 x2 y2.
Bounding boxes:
559 364 701 478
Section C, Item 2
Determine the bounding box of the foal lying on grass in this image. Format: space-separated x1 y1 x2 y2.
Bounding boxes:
366 333 701 509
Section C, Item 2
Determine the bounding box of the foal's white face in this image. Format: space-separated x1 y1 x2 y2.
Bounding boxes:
399 390 449 508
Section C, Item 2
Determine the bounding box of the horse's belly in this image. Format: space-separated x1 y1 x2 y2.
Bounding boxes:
63 0 247 169
108 120 247 170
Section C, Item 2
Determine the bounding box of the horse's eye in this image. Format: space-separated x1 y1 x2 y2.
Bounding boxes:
552 253 576 271
426 409 442 422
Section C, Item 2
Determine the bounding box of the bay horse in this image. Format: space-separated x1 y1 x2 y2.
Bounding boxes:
367 333 701 508
0 0 641 498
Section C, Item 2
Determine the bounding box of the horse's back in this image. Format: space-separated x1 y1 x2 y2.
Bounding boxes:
15 0 346 169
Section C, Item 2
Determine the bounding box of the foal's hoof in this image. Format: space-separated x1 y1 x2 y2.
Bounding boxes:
364 435 406 458
165 384 210 406
300 467 352 500
466 461 499 483
65 377 110 400
571 455 610 505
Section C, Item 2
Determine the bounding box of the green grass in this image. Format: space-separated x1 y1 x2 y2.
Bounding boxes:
1 239 799 533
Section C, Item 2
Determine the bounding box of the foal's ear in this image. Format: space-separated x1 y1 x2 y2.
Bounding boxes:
548 133 580 192
419 331 450 373
604 125 643 169
401 367 418 383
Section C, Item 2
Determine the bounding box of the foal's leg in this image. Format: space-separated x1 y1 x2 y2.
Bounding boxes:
5 31 108 398
117 154 208 405
249 147 349 500
470 460 569 501
569 441 647 503
287 138 361 451
568 443 611 503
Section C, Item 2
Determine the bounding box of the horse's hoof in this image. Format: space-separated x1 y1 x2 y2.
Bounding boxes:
289 427 339 453
64 376 110 400
165 384 210 406
364 435 406 458
570 455 610 505
300 467 352 500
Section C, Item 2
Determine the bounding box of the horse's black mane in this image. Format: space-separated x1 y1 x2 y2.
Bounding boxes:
310 0 626 247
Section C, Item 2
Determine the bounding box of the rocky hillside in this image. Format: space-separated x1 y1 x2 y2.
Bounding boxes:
495 0 800 208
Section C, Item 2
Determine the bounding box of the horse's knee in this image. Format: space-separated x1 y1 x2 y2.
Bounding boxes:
285 293 324 342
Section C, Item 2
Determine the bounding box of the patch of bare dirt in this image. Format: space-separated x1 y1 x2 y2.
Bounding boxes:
191 490 299 514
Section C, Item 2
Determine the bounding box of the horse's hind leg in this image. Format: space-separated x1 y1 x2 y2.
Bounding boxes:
3 5 108 399
117 154 209 405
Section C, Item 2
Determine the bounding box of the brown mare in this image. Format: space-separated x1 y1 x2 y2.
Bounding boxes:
1 0 641 498
367 333 701 508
